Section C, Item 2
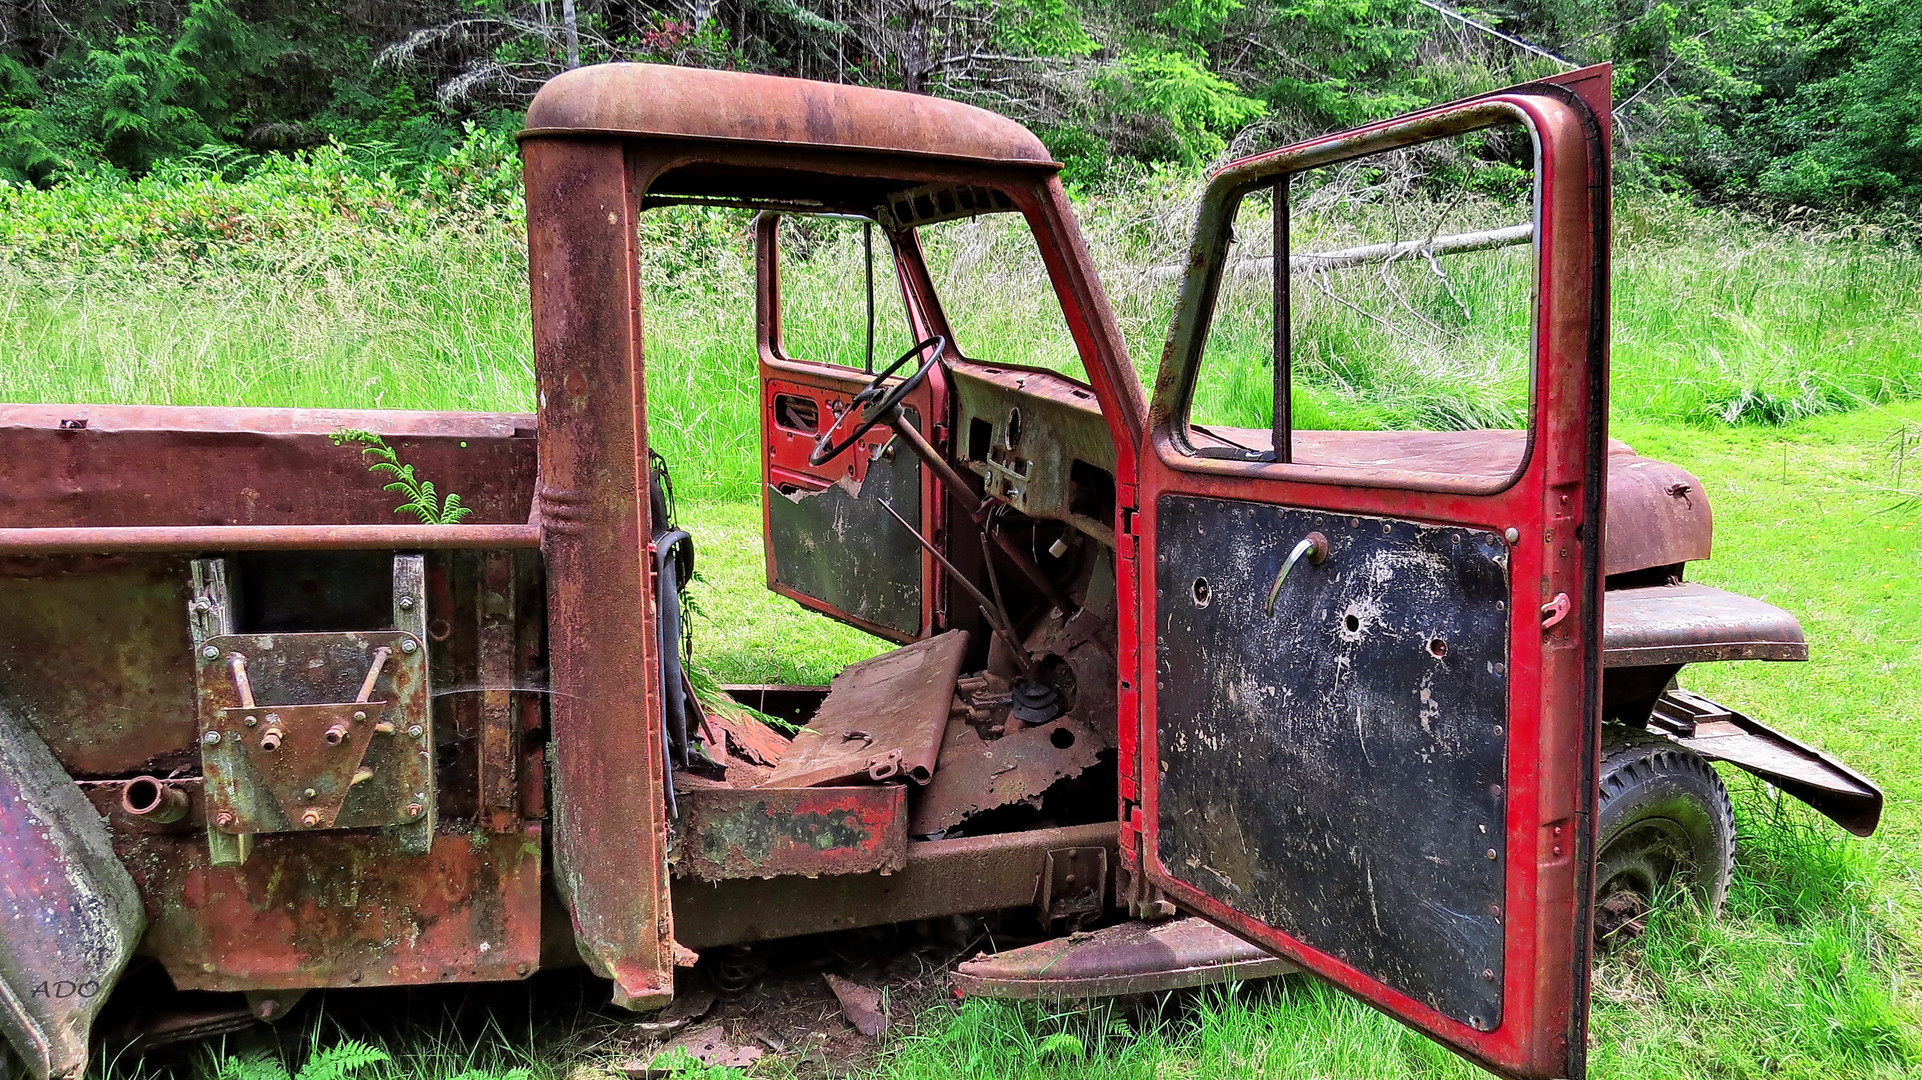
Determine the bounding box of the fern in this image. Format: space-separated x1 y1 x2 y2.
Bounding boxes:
292 1041 389 1080
214 1052 292 1080
329 429 475 525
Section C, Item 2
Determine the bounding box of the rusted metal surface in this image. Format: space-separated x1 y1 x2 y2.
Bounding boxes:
672 785 907 881
1651 689 1881 836
1600 447 1712 578
522 64 1055 168
1603 582 1806 667
763 630 969 788
195 630 431 836
118 825 542 991
0 524 540 554
523 134 675 1010
0 404 536 530
954 917 1297 1000
1035 846 1108 924
673 821 1117 949
949 362 1117 538
0 554 198 777
911 714 1108 836
477 551 520 831
0 704 146 1080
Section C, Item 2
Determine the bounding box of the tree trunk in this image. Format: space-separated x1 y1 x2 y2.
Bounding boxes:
562 0 581 69
901 0 931 93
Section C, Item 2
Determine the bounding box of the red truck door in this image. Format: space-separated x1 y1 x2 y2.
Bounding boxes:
1131 67 1611 1079
755 213 948 641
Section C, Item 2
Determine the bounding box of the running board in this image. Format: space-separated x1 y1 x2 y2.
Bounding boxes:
953 917 1297 999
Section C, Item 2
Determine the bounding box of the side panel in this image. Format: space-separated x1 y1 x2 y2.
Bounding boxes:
1155 501 1511 1029
524 136 676 1008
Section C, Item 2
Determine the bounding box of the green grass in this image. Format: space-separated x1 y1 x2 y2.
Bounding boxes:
5 156 1919 1078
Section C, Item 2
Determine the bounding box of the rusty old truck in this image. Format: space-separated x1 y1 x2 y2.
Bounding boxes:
0 61 1883 1080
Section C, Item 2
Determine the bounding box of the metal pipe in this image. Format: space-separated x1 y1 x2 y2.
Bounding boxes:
0 524 543 554
876 499 1035 679
120 777 190 824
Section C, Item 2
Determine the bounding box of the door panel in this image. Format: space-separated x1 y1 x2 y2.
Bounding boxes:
1155 499 1511 1029
755 214 946 642
1134 66 1612 1080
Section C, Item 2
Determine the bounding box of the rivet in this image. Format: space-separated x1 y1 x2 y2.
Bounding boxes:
303 788 317 800
1504 527 1520 544
215 811 236 827
515 963 530 976
202 962 216 973
1553 845 1564 856
354 710 368 722
406 802 425 817
408 725 425 739
400 639 419 655
398 596 416 611
1482 969 1496 982
202 730 222 746
1486 848 1498 860
244 714 258 727
201 645 221 660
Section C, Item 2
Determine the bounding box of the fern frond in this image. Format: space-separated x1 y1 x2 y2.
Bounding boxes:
292 1040 390 1080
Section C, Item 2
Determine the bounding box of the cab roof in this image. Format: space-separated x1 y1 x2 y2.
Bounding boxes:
521 63 1057 169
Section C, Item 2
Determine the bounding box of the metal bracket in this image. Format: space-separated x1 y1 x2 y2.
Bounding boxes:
189 556 434 861
1036 846 1108 927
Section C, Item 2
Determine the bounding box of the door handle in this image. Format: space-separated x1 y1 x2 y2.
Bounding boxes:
1266 531 1328 616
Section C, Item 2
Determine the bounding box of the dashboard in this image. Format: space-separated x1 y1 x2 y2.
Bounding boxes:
947 360 1119 546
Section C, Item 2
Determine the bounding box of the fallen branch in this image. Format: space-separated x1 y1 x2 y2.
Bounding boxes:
1144 222 1534 281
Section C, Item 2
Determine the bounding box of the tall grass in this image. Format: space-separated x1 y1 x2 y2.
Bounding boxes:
5 141 1920 500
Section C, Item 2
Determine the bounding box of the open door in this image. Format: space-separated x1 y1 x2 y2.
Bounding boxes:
756 213 948 641
1133 67 1611 1078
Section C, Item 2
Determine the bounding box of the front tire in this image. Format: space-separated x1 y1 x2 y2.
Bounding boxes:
1593 727 1736 943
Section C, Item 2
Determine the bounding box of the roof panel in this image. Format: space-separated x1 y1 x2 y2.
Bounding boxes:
521 63 1056 168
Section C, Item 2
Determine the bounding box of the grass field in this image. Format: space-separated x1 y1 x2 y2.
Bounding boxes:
3 150 1919 1079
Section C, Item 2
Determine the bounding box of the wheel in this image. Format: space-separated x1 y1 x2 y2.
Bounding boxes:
1593 727 1735 943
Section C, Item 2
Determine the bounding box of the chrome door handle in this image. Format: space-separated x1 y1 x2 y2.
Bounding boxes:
1266 531 1328 616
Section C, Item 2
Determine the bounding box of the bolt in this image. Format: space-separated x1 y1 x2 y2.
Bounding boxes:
214 810 236 827
301 810 322 827
244 714 258 727
405 802 424 818
201 645 221 660
400 639 418 655
1503 527 1520 544
202 962 216 974
202 730 222 746
398 596 416 611
302 788 317 800
407 725 424 739
1482 969 1496 982
515 963 529 977
1486 848 1498 860
353 710 368 722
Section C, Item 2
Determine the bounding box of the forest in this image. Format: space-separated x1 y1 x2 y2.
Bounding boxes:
0 0 1917 214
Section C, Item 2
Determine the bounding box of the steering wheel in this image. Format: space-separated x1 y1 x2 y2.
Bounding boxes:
808 336 946 467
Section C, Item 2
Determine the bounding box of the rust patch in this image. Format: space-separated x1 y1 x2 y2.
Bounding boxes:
674 786 906 882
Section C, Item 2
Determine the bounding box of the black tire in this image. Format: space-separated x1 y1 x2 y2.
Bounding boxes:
1593 727 1736 944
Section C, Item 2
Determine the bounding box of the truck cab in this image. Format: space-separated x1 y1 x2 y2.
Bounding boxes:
0 62 1878 1080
